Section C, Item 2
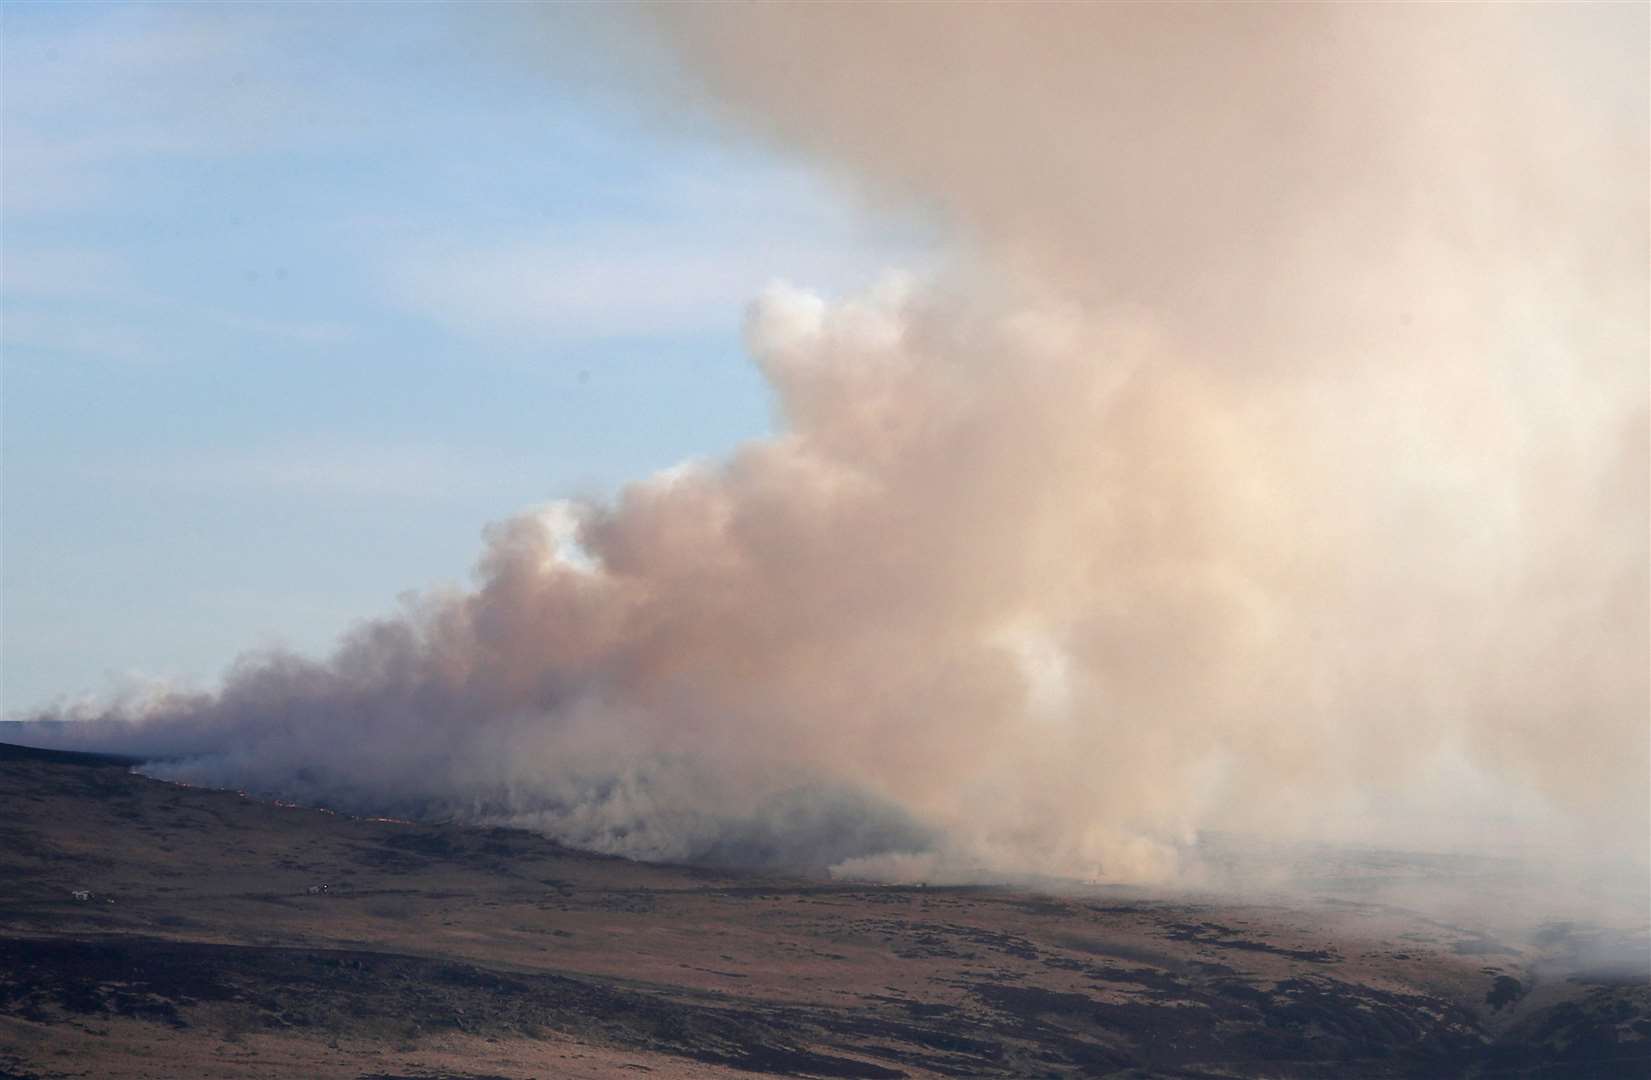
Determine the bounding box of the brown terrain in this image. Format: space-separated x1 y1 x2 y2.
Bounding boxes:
1 742 1646 1080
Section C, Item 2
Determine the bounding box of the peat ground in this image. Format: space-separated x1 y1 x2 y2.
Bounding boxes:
1 743 1646 1078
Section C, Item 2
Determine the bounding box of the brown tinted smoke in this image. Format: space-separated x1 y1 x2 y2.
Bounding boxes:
20 5 1648 885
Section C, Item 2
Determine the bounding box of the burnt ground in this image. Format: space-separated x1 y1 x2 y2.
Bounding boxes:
0 743 1646 1079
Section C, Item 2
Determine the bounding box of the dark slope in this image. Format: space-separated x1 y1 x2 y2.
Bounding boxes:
1 748 1645 1078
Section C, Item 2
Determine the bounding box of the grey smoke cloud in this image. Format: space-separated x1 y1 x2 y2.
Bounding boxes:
16 5 1648 884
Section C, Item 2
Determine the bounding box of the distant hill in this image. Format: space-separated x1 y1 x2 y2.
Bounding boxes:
0 739 140 767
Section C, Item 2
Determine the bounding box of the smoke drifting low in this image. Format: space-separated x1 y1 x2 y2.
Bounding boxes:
16 6 1648 885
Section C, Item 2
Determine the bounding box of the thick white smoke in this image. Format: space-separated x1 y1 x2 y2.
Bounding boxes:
16 5 1648 885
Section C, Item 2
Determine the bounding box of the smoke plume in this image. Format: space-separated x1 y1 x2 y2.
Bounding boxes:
16 5 1648 884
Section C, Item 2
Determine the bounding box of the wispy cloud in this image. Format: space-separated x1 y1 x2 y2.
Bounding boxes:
0 245 131 297
78 438 547 502
1 5 376 216
390 230 782 341
0 295 356 368
0 308 163 365
387 210 937 343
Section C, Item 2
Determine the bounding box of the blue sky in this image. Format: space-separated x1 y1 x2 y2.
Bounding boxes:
1 2 935 713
